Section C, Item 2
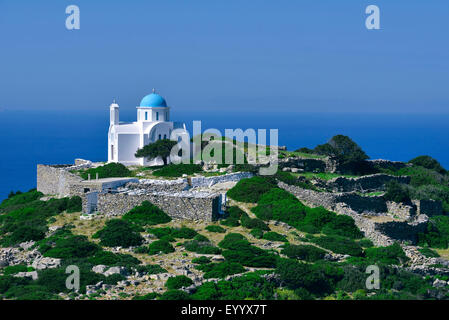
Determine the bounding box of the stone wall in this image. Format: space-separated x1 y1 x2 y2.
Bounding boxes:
124 179 189 193
374 215 429 244
278 182 387 215
367 159 408 171
386 201 416 220
279 157 337 173
413 199 443 216
96 191 221 221
325 173 411 193
37 165 83 197
189 172 254 188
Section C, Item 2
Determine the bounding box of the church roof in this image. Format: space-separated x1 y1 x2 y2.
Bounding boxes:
139 92 167 108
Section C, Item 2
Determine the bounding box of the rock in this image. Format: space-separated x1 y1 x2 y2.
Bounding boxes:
282 168 291 172
104 266 128 277
15 271 38 280
32 257 61 270
92 265 107 274
0 260 9 268
19 241 35 251
291 168 299 173
433 279 447 288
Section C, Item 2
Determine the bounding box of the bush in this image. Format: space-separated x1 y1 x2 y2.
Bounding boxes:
310 235 363 257
281 245 326 262
184 240 221 255
39 229 99 259
418 215 449 249
191 273 275 300
153 164 202 177
220 218 240 227
240 212 270 231
122 201 171 226
218 233 249 249
0 189 43 209
222 245 277 268
148 227 198 240
262 232 287 242
87 250 141 267
384 181 411 204
418 247 440 258
166 275 193 289
80 163 131 180
2 264 29 275
205 225 226 233
147 240 175 255
409 155 446 174
192 256 211 265
364 243 409 265
227 176 277 203
198 261 246 279
250 228 264 239
159 290 190 300
275 259 342 297
137 264 167 275
93 219 144 248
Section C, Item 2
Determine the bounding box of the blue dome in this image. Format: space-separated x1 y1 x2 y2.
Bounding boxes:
140 93 167 107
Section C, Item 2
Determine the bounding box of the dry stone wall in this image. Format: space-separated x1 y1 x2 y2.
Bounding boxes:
325 174 411 193
37 165 83 197
96 191 221 221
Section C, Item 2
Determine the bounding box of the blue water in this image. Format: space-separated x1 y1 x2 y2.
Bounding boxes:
1 109 448 201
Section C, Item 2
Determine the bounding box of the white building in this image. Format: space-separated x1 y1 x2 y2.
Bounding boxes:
108 90 187 166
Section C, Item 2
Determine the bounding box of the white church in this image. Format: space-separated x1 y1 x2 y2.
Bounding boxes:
108 90 187 166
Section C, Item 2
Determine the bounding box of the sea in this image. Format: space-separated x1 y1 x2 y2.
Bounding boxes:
1 109 448 201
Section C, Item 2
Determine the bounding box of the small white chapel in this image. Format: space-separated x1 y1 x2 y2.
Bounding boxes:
107 90 187 166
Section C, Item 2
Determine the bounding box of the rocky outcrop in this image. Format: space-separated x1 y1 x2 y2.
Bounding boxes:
325 173 410 193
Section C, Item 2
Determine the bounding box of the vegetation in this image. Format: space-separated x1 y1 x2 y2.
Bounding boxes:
93 219 144 248
152 163 203 177
147 240 175 255
122 201 171 226
262 231 287 242
196 261 246 279
281 244 326 262
384 180 411 204
227 176 277 203
205 225 226 233
135 139 178 165
408 155 446 174
165 275 193 289
80 163 131 180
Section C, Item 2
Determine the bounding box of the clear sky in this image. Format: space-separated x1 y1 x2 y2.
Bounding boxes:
0 0 448 113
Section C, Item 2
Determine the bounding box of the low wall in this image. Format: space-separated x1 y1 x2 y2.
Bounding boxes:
279 157 336 173
413 199 443 216
367 159 408 171
190 172 253 188
326 174 411 193
37 165 83 197
278 182 387 215
96 192 221 221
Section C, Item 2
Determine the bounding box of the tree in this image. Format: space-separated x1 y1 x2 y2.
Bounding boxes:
314 135 370 174
408 155 446 174
135 139 178 165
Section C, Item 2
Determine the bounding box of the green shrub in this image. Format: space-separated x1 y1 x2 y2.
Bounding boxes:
184 240 221 255
409 155 446 174
39 229 99 259
2 264 29 275
418 247 440 258
227 176 277 203
122 201 171 226
364 243 409 265
384 181 411 204
218 233 249 249
93 219 144 248
191 273 275 300
159 289 190 300
165 275 193 289
198 261 246 279
191 256 211 264
240 212 270 231
148 226 197 240
87 250 141 267
137 264 167 275
205 225 226 233
0 189 43 209
418 216 449 249
358 238 374 248
148 240 175 255
153 164 202 177
281 245 326 262
250 228 264 239
133 292 160 300
310 235 363 257
193 234 209 242
262 232 287 242
222 245 277 268
80 163 131 180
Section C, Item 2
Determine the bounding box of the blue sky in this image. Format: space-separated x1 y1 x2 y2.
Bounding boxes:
0 0 448 113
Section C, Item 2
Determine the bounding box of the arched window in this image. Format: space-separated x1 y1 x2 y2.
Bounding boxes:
156 112 159 121
158 134 162 140
163 134 167 139
145 112 148 121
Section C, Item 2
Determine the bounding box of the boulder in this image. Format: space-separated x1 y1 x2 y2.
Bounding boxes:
32 257 61 270
104 266 127 277
92 265 107 274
